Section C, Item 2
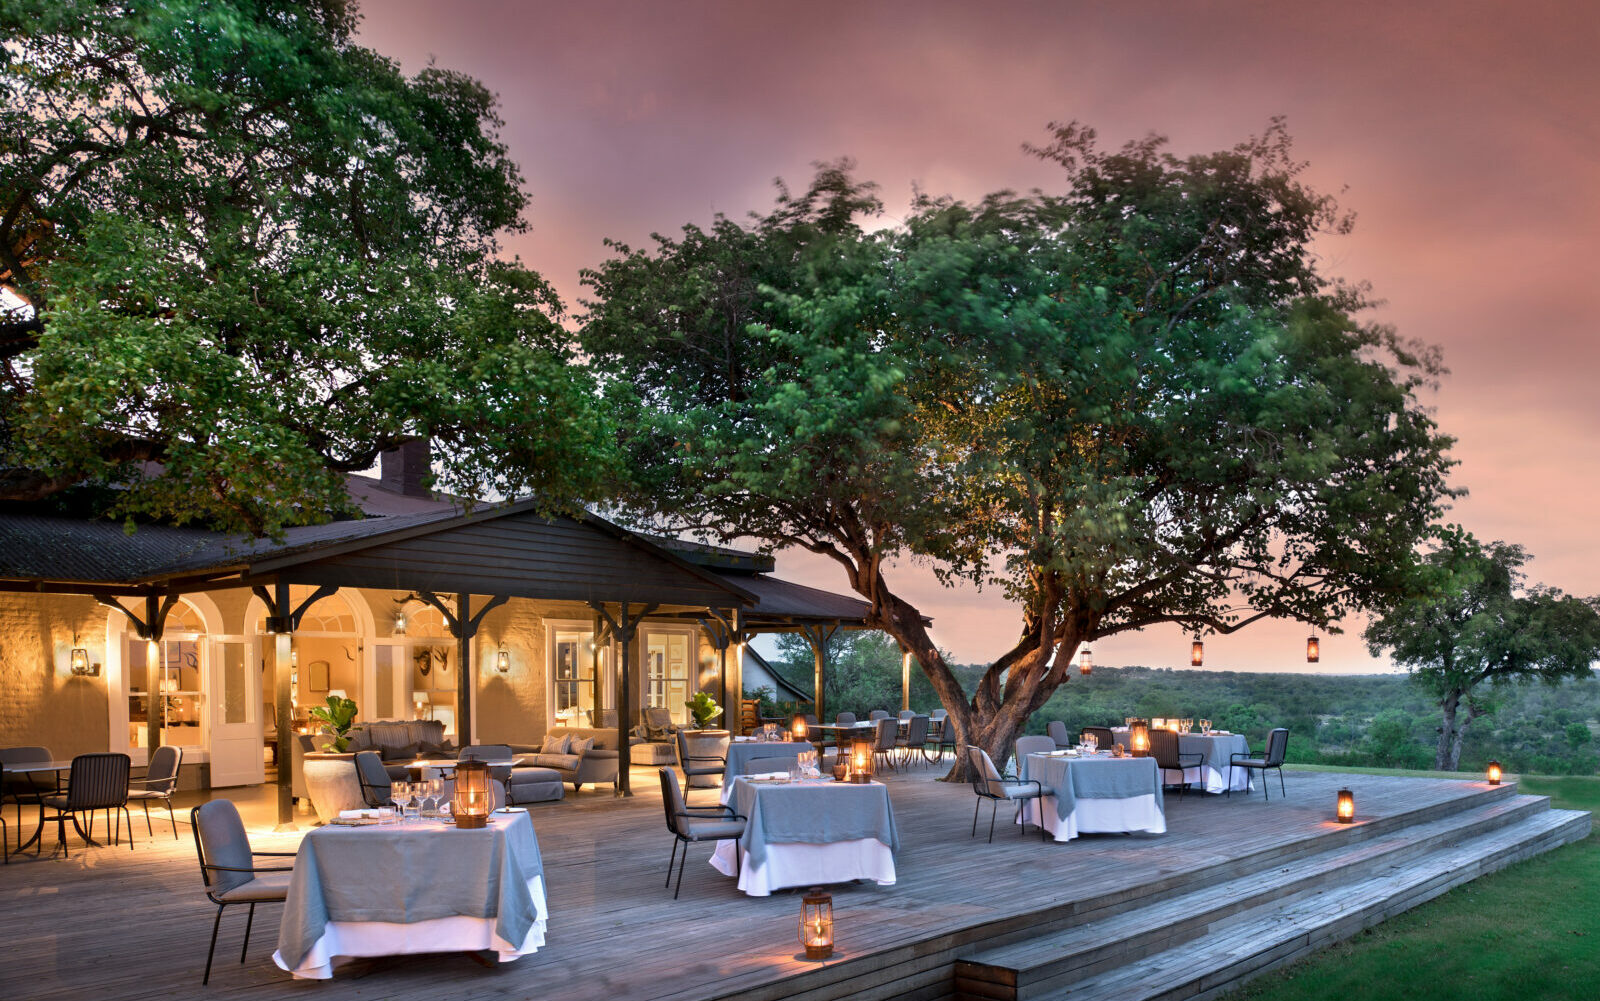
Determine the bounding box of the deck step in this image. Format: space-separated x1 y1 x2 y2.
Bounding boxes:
954 797 1588 1001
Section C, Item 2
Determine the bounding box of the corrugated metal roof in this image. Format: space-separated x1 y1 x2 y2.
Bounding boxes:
721 572 873 623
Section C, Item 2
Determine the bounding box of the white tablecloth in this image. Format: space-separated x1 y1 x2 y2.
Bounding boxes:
1110 728 1254 794
711 777 897 896
1020 753 1167 843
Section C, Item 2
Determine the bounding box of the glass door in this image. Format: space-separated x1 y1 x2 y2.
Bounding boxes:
643 627 694 726
208 638 263 787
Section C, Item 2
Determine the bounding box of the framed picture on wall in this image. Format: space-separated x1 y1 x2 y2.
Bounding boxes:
309 659 330 692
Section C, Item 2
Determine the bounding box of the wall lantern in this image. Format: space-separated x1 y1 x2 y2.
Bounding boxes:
496 649 510 673
1129 720 1151 757
1190 639 1204 667
849 740 873 783
799 888 835 960
69 646 100 677
1306 634 1320 664
451 759 492 829
792 715 809 741
394 609 408 635
1487 761 1502 785
1079 647 1093 676
1336 788 1355 824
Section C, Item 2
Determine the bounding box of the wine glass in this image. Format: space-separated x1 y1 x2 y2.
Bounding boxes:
389 780 410 822
1200 719 1212 735
426 777 444 818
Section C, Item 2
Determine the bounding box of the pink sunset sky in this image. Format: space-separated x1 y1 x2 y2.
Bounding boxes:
356 1 1599 674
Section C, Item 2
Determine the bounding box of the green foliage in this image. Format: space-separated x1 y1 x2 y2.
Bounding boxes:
684 690 723 729
1365 532 1600 769
0 0 613 535
307 694 359 752
582 123 1458 766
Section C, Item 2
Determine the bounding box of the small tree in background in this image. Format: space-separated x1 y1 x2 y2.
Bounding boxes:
1365 531 1600 770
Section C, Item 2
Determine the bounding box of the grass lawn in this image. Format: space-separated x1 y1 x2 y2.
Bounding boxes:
1221 773 1600 1001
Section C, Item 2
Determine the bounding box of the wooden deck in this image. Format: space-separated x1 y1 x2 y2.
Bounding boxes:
0 762 1582 1001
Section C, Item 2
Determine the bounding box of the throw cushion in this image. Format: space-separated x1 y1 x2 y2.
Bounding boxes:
530 752 581 771
567 735 594 759
416 739 453 758
541 733 571 755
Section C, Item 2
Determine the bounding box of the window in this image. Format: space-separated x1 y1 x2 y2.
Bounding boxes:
546 621 611 729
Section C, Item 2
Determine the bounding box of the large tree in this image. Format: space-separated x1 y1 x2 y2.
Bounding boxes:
1364 532 1600 770
1 0 610 534
581 125 1458 772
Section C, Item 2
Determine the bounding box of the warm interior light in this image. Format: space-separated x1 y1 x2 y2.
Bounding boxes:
496 649 510 673
1079 647 1092 676
1306 634 1320 663
1336 788 1355 823
1487 761 1502 785
1190 639 1204 667
799 888 834 960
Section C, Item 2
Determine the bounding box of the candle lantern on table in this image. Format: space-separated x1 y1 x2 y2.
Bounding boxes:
1129 720 1151 757
451 758 492 829
850 740 873 783
792 715 808 742
1486 761 1502 785
1336 788 1355 824
799 888 834 960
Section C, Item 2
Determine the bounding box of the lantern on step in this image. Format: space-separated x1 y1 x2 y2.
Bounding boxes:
1487 761 1502 785
1336 788 1355 824
451 759 492 829
1129 720 1151 757
799 888 834 960
792 715 809 742
1306 634 1320 664
1079 647 1092 676
850 740 873 783
1190 639 1204 667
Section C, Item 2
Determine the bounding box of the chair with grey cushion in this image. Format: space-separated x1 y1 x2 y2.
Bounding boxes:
1047 720 1073 749
354 750 392 808
191 799 295 985
896 714 930 768
868 709 890 722
40 752 132 855
1 745 55 850
1229 727 1290 800
966 746 1046 843
927 710 953 763
1149 729 1203 796
871 717 898 773
1013 735 1056 769
898 709 915 720
676 730 729 792
834 712 857 727
1081 726 1116 751
658 767 745 899
128 745 183 840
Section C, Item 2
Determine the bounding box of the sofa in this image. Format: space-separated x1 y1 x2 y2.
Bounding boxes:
512 725 627 793
347 719 454 780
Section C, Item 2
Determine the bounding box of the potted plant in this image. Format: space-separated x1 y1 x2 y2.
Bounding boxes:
685 691 724 730
302 695 365 823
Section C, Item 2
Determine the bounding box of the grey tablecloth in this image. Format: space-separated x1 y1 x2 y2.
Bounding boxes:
724 741 808 778
276 812 544 972
1021 754 1164 825
730 778 899 871
1177 733 1249 778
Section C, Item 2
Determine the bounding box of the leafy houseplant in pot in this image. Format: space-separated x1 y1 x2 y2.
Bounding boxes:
302 695 365 823
681 692 728 788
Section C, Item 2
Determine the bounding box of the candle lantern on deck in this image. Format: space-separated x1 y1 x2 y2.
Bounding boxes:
451 758 492 829
1487 761 1502 785
1129 720 1151 758
799 888 834 960
1336 787 1356 824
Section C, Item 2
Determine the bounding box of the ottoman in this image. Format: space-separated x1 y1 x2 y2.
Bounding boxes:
507 765 565 805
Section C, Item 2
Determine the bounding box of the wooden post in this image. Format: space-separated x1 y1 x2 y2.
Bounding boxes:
143 594 165 761
902 648 912 712
457 593 473 747
271 579 295 829
799 622 839 723
591 600 658 797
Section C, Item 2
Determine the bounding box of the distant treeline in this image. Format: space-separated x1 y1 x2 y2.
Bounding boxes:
751 632 1600 776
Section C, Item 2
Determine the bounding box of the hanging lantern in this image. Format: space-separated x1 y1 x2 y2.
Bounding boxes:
1190 639 1204 667
792 715 809 741
1487 761 1502 785
1306 634 1320 664
451 759 492 829
1129 720 1151 757
1079 647 1092 676
799 888 834 960
1336 788 1355 824
850 740 874 783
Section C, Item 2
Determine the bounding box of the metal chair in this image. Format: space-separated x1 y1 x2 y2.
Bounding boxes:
868 710 890 722
871 717 898 773
658 768 745 899
1 745 54 850
834 712 857 727
1046 721 1073 748
1013 735 1056 767
1080 726 1117 751
39 752 131 855
1148 728 1203 796
927 710 954 763
966 746 1046 843
675 730 729 795
191 799 294 985
897 714 931 768
898 709 916 720
1228 728 1290 800
128 744 183 839
354 750 393 808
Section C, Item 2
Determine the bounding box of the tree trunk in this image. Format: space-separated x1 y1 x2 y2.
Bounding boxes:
1435 690 1461 771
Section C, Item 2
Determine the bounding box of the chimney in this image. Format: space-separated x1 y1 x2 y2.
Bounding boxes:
380 440 432 498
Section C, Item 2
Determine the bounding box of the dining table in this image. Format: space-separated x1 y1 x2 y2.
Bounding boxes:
710 775 899 896
272 808 547 979
1110 728 1252 794
1 760 73 853
722 739 809 780
1019 751 1166 843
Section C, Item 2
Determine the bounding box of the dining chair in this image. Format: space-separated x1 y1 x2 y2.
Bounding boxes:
965 746 1046 843
39 752 131 856
927 710 954 763
1081 726 1117 750
834 712 857 727
354 750 393 808
658 768 745 899
1228 728 1290 800
897 714 930 768
871 717 898 773
868 710 890 722
128 744 184 839
898 709 915 720
1 745 55 849
676 730 729 795
191 799 295 985
1148 729 1203 796
1046 721 1073 748
1013 735 1056 768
